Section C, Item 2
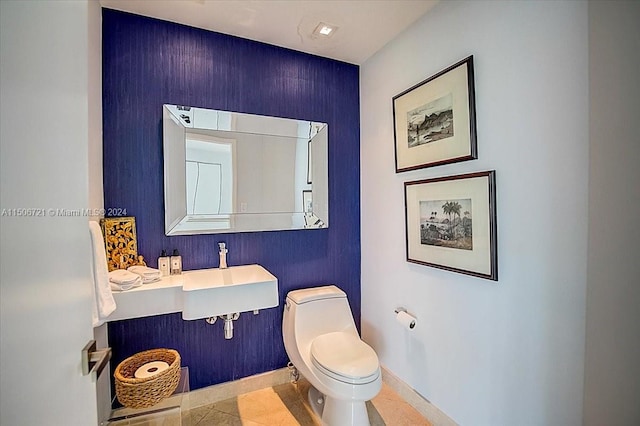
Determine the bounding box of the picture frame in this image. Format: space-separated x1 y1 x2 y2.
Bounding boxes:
100 216 139 271
393 56 477 172
404 171 497 281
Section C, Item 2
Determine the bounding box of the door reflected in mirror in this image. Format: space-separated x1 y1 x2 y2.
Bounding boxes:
163 105 328 235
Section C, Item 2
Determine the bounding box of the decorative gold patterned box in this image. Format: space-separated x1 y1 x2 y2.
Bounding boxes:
100 216 138 271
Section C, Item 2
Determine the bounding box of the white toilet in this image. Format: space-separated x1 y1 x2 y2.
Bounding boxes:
282 285 382 426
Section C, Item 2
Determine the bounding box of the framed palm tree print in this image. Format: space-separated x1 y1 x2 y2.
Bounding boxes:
404 171 497 281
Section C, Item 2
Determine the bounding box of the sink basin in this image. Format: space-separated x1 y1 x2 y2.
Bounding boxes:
181 264 278 320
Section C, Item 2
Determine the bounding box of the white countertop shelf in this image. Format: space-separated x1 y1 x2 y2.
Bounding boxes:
109 275 184 321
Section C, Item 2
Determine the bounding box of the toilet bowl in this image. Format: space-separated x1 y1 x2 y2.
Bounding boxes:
283 285 382 426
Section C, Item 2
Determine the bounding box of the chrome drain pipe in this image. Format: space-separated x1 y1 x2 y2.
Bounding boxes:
205 312 240 339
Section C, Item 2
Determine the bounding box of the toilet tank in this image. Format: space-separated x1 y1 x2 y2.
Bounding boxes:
284 285 358 347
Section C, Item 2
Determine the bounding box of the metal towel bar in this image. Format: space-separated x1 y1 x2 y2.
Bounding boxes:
82 339 111 379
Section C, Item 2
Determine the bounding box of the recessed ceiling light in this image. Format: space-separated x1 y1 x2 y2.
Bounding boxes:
313 22 338 37
319 26 333 36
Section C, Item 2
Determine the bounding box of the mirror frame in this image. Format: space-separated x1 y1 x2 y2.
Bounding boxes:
162 105 329 235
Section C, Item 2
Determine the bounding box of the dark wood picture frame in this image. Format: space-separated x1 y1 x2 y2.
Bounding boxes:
393 56 477 172
404 170 497 281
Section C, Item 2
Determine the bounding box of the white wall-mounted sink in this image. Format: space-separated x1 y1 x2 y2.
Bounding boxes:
181 264 279 320
108 264 278 323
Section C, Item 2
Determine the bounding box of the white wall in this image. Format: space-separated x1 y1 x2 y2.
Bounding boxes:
0 1 98 424
87 0 111 422
584 2 640 425
360 1 588 425
88 0 104 215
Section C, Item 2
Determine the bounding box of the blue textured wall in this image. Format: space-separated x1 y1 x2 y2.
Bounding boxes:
102 9 360 392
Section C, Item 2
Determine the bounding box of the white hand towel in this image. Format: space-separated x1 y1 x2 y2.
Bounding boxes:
109 270 143 291
127 265 161 284
109 269 142 283
89 221 116 327
110 280 142 291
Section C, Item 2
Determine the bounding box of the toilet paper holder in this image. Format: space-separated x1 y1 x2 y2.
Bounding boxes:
394 307 417 329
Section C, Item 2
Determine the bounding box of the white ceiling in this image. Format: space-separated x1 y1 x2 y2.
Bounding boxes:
99 0 438 64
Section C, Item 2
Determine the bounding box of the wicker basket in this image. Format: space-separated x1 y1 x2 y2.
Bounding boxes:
114 348 181 409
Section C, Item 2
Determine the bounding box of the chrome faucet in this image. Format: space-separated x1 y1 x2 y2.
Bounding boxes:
218 242 228 269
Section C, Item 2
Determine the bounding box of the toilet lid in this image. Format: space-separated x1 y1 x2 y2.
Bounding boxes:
310 332 380 385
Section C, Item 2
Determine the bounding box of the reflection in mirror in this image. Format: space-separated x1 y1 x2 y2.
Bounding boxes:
163 105 328 235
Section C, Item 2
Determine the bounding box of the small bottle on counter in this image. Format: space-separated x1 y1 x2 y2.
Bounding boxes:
158 250 170 276
170 249 182 275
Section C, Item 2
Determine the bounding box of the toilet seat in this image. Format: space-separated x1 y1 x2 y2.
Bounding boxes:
310 332 380 385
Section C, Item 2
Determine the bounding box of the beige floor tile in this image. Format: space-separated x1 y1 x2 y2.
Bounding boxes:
370 384 432 426
184 378 430 426
194 407 261 426
208 395 242 417
375 383 405 402
236 387 289 419
272 383 320 426
186 404 214 425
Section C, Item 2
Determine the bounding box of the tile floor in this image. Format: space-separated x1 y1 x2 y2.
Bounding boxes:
188 379 432 426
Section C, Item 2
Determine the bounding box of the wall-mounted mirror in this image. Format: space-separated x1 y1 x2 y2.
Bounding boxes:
163 105 328 235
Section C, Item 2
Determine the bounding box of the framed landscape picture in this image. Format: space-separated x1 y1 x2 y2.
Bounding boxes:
404 171 497 281
393 56 477 172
